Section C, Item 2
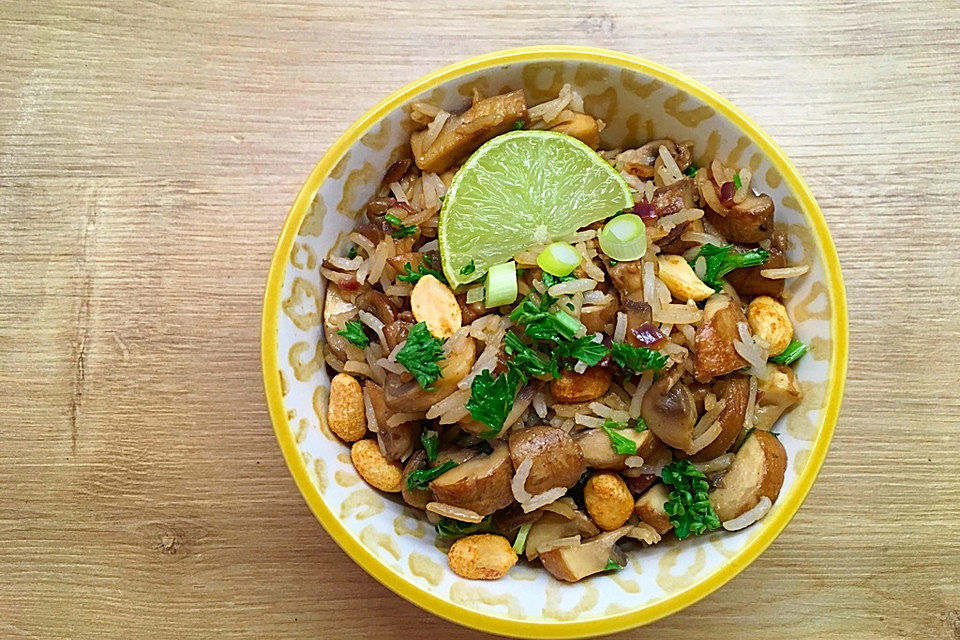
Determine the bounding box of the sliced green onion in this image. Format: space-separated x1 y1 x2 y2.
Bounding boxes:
769 339 808 365
485 261 518 308
536 242 581 277
551 310 584 339
512 522 533 554
599 213 647 261
733 172 743 190
465 284 485 304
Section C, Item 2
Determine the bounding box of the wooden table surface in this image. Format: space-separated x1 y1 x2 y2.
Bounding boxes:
3 1 959 638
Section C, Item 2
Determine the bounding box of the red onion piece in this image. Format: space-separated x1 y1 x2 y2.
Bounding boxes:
631 322 666 347
720 181 736 206
625 473 658 496
633 202 658 222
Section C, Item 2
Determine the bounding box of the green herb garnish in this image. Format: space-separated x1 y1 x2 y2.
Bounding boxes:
406 460 457 491
512 522 533 554
683 163 699 178
513 119 524 130
554 335 609 367
397 260 447 285
601 420 638 455
346 244 357 259
460 260 476 276
504 331 560 379
395 322 445 389
420 428 439 462
385 213 417 239
690 244 770 292
634 417 648 432
661 460 721 540
605 558 625 571
733 172 742 190
770 339 809 365
610 342 668 374
435 516 497 538
337 320 370 348
466 366 526 436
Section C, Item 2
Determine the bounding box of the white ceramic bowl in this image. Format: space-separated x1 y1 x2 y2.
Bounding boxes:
262 46 847 638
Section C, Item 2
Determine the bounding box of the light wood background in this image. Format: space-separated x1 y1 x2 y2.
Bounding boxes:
2 1 958 638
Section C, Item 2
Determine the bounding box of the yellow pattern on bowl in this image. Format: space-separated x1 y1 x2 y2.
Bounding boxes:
261 46 848 639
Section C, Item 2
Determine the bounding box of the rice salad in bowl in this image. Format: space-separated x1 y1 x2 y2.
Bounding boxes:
262 47 846 638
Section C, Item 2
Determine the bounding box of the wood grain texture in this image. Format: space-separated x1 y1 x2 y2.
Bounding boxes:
1 1 958 638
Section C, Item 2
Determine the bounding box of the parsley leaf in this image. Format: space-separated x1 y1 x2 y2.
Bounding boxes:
602 420 638 455
466 366 526 436
554 335 609 367
634 417 648 432
512 119 525 130
733 172 742 190
384 213 417 239
504 331 560 379
420 428 439 462
337 320 370 348
770 339 808 365
436 515 497 538
346 244 357 259
510 300 584 343
395 322 445 388
661 460 721 540
460 260 476 276
541 272 576 289
683 163 699 178
406 460 457 491
397 260 447 285
690 244 770 292
610 342 668 374
605 558 625 571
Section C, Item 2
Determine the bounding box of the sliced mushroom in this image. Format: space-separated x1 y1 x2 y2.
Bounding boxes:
508 426 585 495
652 178 697 217
492 504 544 538
580 292 619 334
366 381 419 462
549 113 601 149
752 363 802 430
576 428 663 470
383 335 476 412
704 193 775 244
725 232 787 298
524 512 584 561
456 293 491 325
382 317 415 352
401 450 432 509
410 90 528 173
550 367 612 404
641 365 698 450
538 526 631 582
688 374 749 461
620 295 654 348
434 445 479 467
693 294 750 383
355 290 398 326
618 139 677 179
607 260 644 295
429 441 514 516
709 430 786 522
323 283 358 361
658 218 703 256
634 483 674 534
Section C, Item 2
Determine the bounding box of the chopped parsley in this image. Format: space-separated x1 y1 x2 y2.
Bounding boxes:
406 460 457 491
690 244 770 292
553 335 608 367
384 213 417 239
601 420 638 455
395 322 445 389
733 172 742 190
510 299 584 343
466 366 526 437
605 558 625 571
610 342 668 374
661 460 721 540
337 320 370 348
460 260 476 276
634 417 648 432
513 119 525 130
397 259 447 285
683 163 699 178
435 515 497 538
504 331 560 379
346 244 357 259
420 428 439 462
770 339 809 365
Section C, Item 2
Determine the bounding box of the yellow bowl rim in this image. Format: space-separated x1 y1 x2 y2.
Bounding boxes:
260 45 848 639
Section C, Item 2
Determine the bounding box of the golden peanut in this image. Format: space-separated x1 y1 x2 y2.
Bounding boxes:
350 439 403 493
657 254 715 302
411 274 462 338
328 373 366 442
747 296 793 356
550 366 611 404
447 534 517 580
583 472 634 531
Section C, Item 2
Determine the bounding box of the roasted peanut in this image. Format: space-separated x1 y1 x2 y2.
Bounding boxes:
657 254 715 302
549 113 601 149
350 439 403 493
583 472 634 531
747 296 793 356
411 274 462 338
447 534 517 580
328 373 366 442
550 367 611 404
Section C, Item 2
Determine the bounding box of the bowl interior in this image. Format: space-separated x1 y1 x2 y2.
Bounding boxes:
264 49 844 637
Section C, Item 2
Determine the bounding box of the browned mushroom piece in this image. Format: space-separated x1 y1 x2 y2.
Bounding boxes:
687 374 750 462
355 290 399 326
657 218 704 256
752 363 802 430
523 511 598 561
725 232 788 299
386 251 425 276
401 450 432 509
383 335 476 412
365 381 420 462
363 196 395 219
538 526 631 582
620 296 655 348
429 442 514 516
709 430 786 521
607 260 644 295
492 504 544 538
380 158 412 187
693 294 750 383
434 445 479 467
382 317 415 352
619 139 678 179
634 483 674 534
580 292 619 334
575 428 663 470
323 283 358 361
508 426 586 494
624 473 658 496
456 293 491 325
704 193 775 244
652 178 697 217
641 365 698 450
410 90 528 173
550 367 612 404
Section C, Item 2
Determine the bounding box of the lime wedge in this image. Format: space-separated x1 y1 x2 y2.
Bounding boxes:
438 130 633 289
